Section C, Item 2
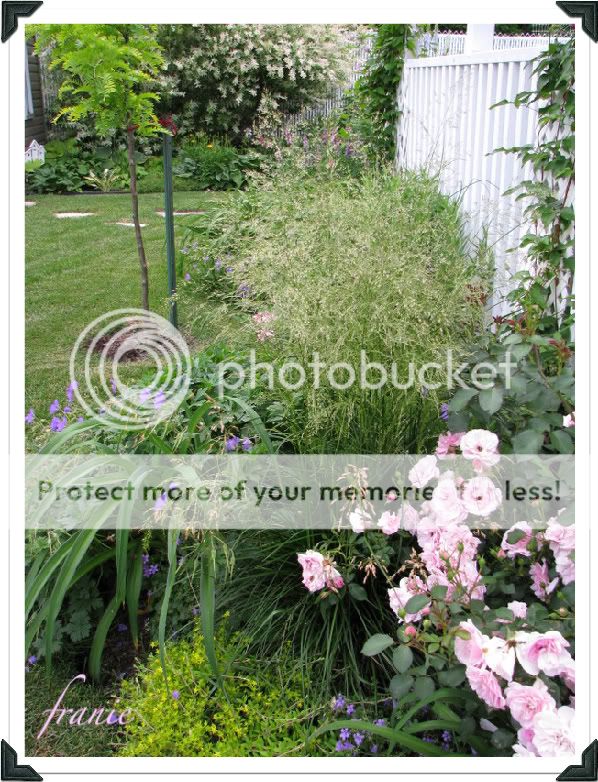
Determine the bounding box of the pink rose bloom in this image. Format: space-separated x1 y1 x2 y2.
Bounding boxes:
398 503 419 533
436 432 464 459
465 666 506 710
408 455 440 489
430 476 468 524
461 476 502 517
501 522 534 559
516 630 573 676
529 560 560 601
454 620 486 667
545 520 575 557
505 680 556 728
563 412 575 428
482 636 515 681
297 550 325 592
377 511 401 535
348 508 372 533
460 429 500 472
555 550 575 585
323 559 344 590
532 706 575 756
507 600 528 619
388 576 428 623
404 625 417 638
513 727 539 756
561 664 575 692
513 743 538 757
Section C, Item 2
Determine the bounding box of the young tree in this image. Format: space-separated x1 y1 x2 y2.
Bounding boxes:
31 24 165 310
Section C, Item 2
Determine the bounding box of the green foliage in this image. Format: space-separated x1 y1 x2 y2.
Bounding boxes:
354 25 418 160
173 139 262 190
118 628 318 756
30 24 164 137
449 40 575 452
156 24 351 141
187 169 484 453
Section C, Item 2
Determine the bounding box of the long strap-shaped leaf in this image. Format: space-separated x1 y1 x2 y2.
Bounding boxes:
25 535 78 617
158 530 179 693
126 544 144 651
43 501 118 670
88 594 120 680
200 535 220 682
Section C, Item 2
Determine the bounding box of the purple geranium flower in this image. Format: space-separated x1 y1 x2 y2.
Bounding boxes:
50 416 67 432
25 408 35 424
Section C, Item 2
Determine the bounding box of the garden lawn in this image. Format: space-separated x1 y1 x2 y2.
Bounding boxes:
25 191 231 431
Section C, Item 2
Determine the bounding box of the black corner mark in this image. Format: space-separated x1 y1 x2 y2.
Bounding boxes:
557 1 598 41
0 741 42 781
557 740 598 781
1 1 43 43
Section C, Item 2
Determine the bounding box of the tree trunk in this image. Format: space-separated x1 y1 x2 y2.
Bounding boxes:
127 126 150 310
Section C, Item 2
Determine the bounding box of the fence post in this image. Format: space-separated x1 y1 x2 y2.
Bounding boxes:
163 133 178 329
464 24 495 54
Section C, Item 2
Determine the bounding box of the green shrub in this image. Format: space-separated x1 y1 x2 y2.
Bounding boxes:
185 169 486 453
173 140 262 190
118 628 321 756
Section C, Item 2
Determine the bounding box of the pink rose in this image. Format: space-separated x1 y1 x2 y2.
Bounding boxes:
544 520 575 558
388 576 429 623
297 550 325 593
461 476 502 517
562 412 575 428
482 636 515 681
430 476 468 524
377 510 400 535
505 680 556 728
404 625 417 638
529 560 559 601
561 664 575 692
454 620 486 667
436 432 464 459
465 666 506 709
507 600 528 619
501 522 534 559
408 455 439 489
555 550 575 585
460 429 500 472
516 630 573 676
532 705 575 756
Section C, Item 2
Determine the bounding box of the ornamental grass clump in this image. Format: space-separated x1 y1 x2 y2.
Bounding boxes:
197 168 487 453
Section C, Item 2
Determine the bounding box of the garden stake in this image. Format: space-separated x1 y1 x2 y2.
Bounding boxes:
163 133 178 328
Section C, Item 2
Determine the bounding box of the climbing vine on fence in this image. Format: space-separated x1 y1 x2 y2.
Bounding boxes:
448 39 575 454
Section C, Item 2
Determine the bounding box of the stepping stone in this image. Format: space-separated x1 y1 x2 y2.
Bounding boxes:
155 209 205 217
54 212 96 218
114 221 148 228
25 201 36 207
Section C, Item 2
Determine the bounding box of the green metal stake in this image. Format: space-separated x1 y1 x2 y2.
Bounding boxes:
163 133 178 328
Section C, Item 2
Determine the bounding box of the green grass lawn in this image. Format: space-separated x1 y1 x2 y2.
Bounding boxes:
25 191 229 427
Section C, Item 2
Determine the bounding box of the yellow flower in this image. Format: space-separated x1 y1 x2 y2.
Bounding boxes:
207 144 213 148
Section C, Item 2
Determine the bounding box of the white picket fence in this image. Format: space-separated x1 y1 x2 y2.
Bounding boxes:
396 45 572 316
415 32 567 58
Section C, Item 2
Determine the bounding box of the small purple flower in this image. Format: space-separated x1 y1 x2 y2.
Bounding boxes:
440 403 450 422
25 408 35 424
225 435 240 453
139 388 151 404
28 655 37 665
370 744 378 754
374 718 386 727
153 492 167 512
184 273 191 282
66 380 78 402
181 246 190 255
442 730 452 743
333 695 346 711
339 728 351 741
110 377 117 395
226 266 234 274
335 740 353 752
50 415 67 432
214 259 223 271
116 623 128 633
64 406 72 413
353 732 364 747
192 606 200 616
346 704 356 716
241 437 252 452
172 690 180 700
49 399 60 414
106 712 119 725
77 416 84 423
153 391 166 409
